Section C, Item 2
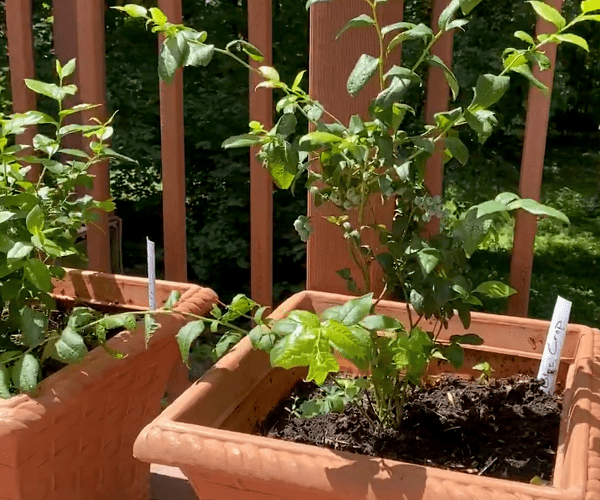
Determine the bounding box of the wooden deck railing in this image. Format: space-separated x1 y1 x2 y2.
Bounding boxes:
5 0 562 317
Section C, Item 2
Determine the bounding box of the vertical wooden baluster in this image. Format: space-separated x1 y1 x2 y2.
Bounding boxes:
158 0 187 282
5 0 38 179
76 0 111 272
423 0 454 237
308 0 403 296
507 0 563 316
249 0 273 308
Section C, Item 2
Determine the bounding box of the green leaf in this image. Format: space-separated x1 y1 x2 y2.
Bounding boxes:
24 258 53 292
438 0 460 30
292 70 306 90
299 131 343 151
20 306 47 348
321 294 373 325
305 0 332 9
185 43 215 67
0 211 14 224
55 328 88 363
450 333 484 345
26 205 44 235
0 364 10 399
417 248 440 275
582 0 600 11
163 290 181 310
24 79 76 101
275 113 297 137
387 24 434 53
305 102 324 121
443 342 464 368
259 66 280 82
465 109 498 144
149 7 168 25
323 320 371 368
361 314 403 331
158 35 186 84
470 74 510 110
12 353 39 392
374 77 413 109
553 33 589 51
144 314 160 345
98 313 137 331
61 58 76 78
113 4 148 18
7 242 33 262
459 0 484 14
239 40 264 61
214 331 243 359
509 62 548 92
444 136 469 165
427 55 459 100
347 54 380 96
474 199 508 217
223 294 257 322
249 324 278 351
528 1 566 29
514 30 535 45
176 320 206 366
222 134 264 149
507 198 570 223
474 281 516 298
337 14 375 39
381 22 416 37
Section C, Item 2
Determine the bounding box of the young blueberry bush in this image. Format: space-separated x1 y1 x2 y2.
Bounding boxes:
115 0 598 429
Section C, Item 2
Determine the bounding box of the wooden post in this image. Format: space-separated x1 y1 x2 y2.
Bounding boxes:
5 0 38 178
76 0 111 273
507 0 563 317
158 0 187 282
307 0 403 296
248 0 273 308
423 0 454 236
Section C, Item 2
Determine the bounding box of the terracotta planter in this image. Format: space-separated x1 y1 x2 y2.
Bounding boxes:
0 269 217 500
133 290 600 500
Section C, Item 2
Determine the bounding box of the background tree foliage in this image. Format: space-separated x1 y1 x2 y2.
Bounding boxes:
0 0 598 323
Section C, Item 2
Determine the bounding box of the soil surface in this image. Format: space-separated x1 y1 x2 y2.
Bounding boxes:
260 375 562 483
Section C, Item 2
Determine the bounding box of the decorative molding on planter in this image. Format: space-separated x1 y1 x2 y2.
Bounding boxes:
0 269 217 500
133 290 600 500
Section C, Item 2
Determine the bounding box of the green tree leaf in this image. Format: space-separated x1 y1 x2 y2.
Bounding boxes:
185 43 215 67
528 1 566 29
12 353 39 392
26 206 44 235
176 320 206 366
337 14 376 39
322 319 371 368
162 290 181 310
582 0 600 12
427 55 459 100
20 306 47 348
553 33 589 51
24 79 76 102
299 131 343 150
361 314 403 331
469 74 510 110
144 314 160 345
54 328 88 363
443 342 464 368
474 280 516 298
113 4 148 18
7 242 33 262
347 54 380 96
507 198 570 223
158 35 186 84
0 364 10 399
24 259 53 292
321 294 373 325
450 333 484 345
444 136 469 165
222 134 264 149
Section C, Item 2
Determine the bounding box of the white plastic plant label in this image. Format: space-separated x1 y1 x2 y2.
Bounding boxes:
537 296 572 394
147 237 156 311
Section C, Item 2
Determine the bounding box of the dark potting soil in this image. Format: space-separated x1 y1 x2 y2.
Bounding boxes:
259 375 562 483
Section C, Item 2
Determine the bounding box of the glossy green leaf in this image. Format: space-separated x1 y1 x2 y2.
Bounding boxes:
113 4 148 18
361 314 403 331
444 136 469 165
162 290 181 310
459 0 484 14
222 134 263 149
299 131 343 150
582 0 600 12
470 74 510 110
443 342 464 368
337 14 375 39
7 242 33 262
553 33 589 51
24 258 53 292
528 1 566 29
465 109 497 144
0 364 10 399
0 211 14 224
12 353 39 392
474 280 516 298
55 328 88 363
514 30 535 45
158 35 186 84
438 0 460 30
185 43 215 67
427 55 459 100
144 314 160 345
321 294 373 326
347 54 380 96
20 306 47 348
176 320 205 366
450 333 484 345
24 79 77 102
381 22 416 37
323 319 371 367
507 198 570 223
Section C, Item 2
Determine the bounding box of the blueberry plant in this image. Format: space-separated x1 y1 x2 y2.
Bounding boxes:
0 60 144 397
115 0 598 429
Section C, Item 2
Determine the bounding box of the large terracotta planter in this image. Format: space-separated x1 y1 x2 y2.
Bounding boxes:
133 290 600 500
0 269 217 500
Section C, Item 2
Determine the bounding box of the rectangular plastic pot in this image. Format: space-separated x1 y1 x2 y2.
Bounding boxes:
0 269 218 500
133 290 600 500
